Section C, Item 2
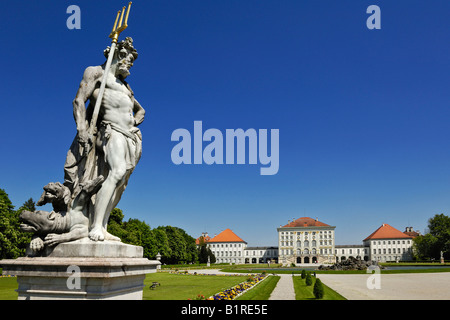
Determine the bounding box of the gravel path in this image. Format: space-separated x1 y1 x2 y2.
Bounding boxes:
268 274 296 300
318 272 450 300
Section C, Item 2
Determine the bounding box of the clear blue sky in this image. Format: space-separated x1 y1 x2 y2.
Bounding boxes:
1 0 449 246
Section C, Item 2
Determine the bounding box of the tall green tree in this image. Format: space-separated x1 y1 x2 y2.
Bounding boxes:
106 208 127 241
413 213 450 260
21 198 36 212
14 198 34 255
428 214 450 259
107 208 157 259
160 226 187 264
152 227 171 262
174 227 198 263
413 233 438 260
106 209 198 263
122 218 155 259
153 226 198 264
0 189 30 259
197 236 215 264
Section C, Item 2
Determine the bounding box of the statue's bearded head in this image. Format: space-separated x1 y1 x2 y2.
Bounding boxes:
104 37 138 79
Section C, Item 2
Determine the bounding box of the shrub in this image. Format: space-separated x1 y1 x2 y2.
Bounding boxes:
301 269 306 279
305 273 313 286
313 278 324 299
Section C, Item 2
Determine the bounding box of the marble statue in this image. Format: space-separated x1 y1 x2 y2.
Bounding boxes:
64 36 145 241
20 4 146 249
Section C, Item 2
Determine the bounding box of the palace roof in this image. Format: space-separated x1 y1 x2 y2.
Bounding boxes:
403 230 420 238
207 229 246 243
195 234 211 245
363 224 413 241
282 217 330 228
404 227 420 238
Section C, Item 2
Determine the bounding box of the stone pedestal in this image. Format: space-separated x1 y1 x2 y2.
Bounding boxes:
0 239 160 300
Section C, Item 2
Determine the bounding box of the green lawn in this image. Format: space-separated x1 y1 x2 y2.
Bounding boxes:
0 273 248 300
143 273 248 300
236 275 280 300
292 275 346 300
0 277 18 300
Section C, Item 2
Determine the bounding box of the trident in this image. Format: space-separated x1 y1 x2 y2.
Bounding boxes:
85 2 132 154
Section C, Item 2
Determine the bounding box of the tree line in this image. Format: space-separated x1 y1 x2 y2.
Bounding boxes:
106 207 200 264
0 188 214 264
413 213 450 261
0 189 33 259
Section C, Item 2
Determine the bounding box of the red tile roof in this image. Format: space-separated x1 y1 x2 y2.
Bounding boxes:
404 230 420 238
207 229 246 243
282 217 330 228
364 224 413 241
195 235 211 245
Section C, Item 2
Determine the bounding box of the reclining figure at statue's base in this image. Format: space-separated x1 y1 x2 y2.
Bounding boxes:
19 176 106 255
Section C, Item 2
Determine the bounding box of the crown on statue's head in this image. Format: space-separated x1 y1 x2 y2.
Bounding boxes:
103 37 138 61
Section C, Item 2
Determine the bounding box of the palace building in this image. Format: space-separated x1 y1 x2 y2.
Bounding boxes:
202 229 247 264
244 247 279 264
363 223 414 262
335 245 369 262
277 217 336 265
197 229 278 264
197 217 419 265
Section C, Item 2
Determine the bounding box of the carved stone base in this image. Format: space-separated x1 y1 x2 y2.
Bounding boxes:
0 240 160 300
41 238 144 258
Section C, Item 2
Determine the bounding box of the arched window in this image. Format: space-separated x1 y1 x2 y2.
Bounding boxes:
297 241 301 247
304 240 309 247
312 240 316 247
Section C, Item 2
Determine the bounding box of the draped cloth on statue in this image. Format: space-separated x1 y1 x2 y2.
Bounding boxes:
63 117 142 226
63 130 104 224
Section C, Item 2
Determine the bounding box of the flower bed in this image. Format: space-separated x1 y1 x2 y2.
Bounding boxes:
209 274 267 300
